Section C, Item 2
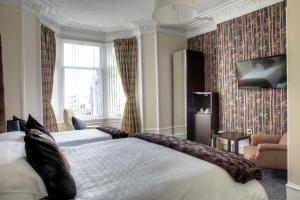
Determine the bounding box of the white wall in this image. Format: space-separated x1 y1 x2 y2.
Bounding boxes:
0 4 22 119
157 32 187 133
0 3 42 121
141 32 159 131
23 11 42 121
287 0 300 198
140 31 187 135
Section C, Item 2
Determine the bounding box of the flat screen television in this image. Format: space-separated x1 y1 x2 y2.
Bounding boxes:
236 55 287 89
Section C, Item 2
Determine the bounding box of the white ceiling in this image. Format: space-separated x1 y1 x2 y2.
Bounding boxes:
50 0 230 29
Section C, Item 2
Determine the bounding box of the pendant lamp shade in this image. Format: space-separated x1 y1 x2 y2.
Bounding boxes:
152 0 198 24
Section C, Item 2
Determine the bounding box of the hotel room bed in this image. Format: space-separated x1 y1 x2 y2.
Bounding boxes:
51 129 112 147
0 129 112 147
63 138 268 200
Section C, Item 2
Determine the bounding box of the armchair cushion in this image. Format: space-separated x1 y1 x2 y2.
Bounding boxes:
244 146 257 161
257 143 287 151
250 134 281 146
245 134 287 170
279 134 287 145
63 109 75 130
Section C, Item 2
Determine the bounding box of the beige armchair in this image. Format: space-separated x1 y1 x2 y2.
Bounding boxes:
63 109 100 130
63 109 75 131
244 134 287 170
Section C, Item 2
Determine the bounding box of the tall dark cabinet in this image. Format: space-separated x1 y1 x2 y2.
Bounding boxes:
192 92 219 146
172 50 219 145
172 50 204 140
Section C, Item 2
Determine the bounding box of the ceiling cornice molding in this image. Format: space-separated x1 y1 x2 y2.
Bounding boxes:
59 28 106 43
186 0 284 38
156 24 186 36
21 0 186 41
105 29 138 42
132 20 186 36
0 0 22 6
0 0 284 40
200 0 284 25
186 21 217 38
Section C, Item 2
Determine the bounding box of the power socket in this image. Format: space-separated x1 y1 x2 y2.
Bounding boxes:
246 129 253 135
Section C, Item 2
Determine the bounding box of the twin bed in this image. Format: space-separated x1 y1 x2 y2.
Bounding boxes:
51 129 112 147
0 129 112 147
0 129 268 200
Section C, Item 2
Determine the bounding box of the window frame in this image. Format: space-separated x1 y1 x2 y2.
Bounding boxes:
59 39 123 121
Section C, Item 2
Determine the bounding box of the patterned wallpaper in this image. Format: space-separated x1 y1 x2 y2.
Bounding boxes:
188 2 287 134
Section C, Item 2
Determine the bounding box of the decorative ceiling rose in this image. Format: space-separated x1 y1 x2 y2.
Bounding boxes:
152 0 198 25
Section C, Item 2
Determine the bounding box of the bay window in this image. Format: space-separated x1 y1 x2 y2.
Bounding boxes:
53 40 125 121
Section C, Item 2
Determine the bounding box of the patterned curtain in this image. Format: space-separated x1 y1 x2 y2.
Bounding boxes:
114 37 141 133
41 25 58 132
0 34 6 133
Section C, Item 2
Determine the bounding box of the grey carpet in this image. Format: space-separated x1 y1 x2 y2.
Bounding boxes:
260 169 287 200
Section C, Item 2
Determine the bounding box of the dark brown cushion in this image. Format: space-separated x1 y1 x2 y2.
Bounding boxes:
13 116 27 131
72 117 86 130
25 134 76 200
30 129 71 170
97 127 129 139
26 114 54 140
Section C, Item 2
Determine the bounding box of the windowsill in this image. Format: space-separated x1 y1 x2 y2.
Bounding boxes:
57 117 122 124
77 115 121 120
83 117 122 123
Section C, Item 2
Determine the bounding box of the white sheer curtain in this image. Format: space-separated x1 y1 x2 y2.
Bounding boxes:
52 37 63 122
106 43 126 118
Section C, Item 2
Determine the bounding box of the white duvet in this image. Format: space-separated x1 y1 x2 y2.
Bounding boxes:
63 138 268 200
51 129 112 147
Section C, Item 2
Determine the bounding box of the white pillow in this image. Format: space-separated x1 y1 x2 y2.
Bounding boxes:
0 131 25 142
0 141 47 200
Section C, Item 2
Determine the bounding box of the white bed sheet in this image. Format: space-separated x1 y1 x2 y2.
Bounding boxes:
0 129 112 147
63 138 268 200
0 131 25 142
51 129 112 147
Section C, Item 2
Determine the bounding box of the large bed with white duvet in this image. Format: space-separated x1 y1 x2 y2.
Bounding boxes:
63 138 268 200
0 130 268 200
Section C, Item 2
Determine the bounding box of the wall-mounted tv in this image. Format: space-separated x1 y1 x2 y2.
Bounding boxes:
236 55 287 89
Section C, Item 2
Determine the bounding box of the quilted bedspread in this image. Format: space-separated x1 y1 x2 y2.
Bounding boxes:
63 138 267 200
98 127 262 184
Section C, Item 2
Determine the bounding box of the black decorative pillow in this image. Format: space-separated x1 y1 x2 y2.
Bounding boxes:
24 134 76 200
30 129 71 170
72 117 86 130
97 127 130 139
26 114 54 140
13 115 27 131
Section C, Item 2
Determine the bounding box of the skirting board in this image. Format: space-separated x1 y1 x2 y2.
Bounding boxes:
286 183 300 200
142 126 187 139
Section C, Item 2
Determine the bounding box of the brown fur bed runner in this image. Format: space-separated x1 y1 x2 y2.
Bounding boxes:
97 127 262 184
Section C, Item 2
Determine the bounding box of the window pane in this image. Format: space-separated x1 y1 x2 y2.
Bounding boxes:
63 43 100 68
64 68 103 117
63 43 73 67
